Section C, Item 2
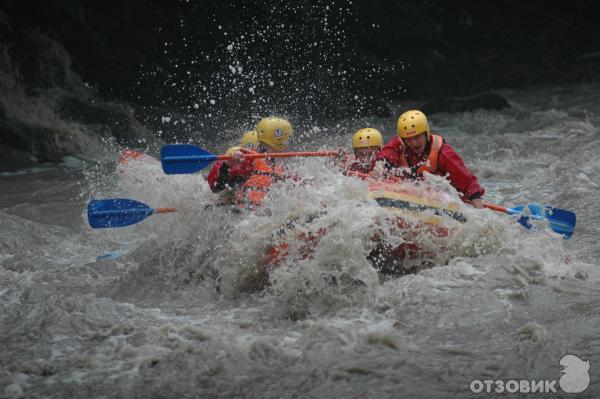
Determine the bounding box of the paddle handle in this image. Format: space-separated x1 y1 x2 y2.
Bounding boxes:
482 202 509 214
155 207 177 214
217 151 338 160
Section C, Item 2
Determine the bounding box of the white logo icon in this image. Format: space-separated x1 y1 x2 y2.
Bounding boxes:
274 128 282 138
469 354 591 394
559 355 590 393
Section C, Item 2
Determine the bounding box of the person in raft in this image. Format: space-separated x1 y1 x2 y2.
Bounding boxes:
208 130 258 180
207 117 293 208
373 110 485 208
336 128 383 175
239 129 258 150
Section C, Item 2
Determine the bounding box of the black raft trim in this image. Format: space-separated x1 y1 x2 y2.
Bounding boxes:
374 197 467 223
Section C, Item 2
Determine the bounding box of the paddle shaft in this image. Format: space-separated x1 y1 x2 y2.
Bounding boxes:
155 207 177 214
353 175 541 215
163 151 337 163
228 151 338 160
90 207 176 217
482 202 509 213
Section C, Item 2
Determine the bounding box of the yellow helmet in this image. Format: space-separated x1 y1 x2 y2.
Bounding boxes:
397 110 430 140
225 146 242 156
352 128 383 149
256 117 292 151
240 130 258 149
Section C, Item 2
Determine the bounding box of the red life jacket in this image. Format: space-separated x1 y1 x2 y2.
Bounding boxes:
234 158 284 207
398 134 444 176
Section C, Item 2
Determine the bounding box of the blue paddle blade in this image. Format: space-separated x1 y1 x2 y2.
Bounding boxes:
88 199 154 228
507 204 576 239
161 144 218 174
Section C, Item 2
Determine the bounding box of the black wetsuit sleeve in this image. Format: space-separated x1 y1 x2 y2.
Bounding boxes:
468 192 482 201
214 163 230 192
382 159 395 170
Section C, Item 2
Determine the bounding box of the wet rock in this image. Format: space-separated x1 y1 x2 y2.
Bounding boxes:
0 117 73 165
0 8 10 36
0 93 147 171
57 96 146 144
420 91 511 115
0 144 37 171
0 100 7 119
10 30 86 93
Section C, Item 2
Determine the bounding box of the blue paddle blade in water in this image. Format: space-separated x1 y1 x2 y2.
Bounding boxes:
88 199 154 228
161 144 218 174
96 249 132 260
543 206 576 239
508 203 576 239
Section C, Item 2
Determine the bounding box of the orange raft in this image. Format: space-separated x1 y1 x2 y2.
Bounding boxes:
263 177 467 276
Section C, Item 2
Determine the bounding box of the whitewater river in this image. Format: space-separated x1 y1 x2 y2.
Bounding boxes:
1 84 599 398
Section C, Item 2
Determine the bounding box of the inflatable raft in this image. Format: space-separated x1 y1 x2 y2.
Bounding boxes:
263 177 467 275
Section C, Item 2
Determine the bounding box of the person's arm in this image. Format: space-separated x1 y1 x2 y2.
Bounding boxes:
370 136 406 178
469 196 484 209
375 136 403 168
207 153 254 193
334 148 349 169
437 144 485 205
207 161 229 192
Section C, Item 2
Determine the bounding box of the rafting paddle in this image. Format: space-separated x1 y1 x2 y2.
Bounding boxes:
160 144 337 174
483 202 576 239
88 199 176 228
350 172 576 238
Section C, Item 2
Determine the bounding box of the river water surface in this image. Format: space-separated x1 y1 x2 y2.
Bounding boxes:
1 84 600 398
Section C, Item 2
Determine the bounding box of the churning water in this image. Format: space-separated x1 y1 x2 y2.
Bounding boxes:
1 84 600 398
